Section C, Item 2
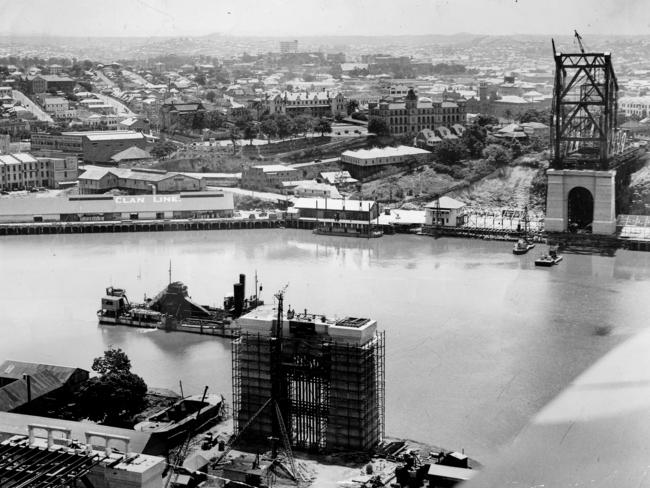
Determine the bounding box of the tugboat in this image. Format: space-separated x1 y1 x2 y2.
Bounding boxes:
513 238 535 255
513 206 535 255
535 246 563 267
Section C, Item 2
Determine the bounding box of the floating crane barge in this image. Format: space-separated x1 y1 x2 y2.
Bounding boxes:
97 274 262 337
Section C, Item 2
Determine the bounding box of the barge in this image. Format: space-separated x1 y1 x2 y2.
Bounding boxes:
134 393 224 446
313 224 383 238
97 273 262 336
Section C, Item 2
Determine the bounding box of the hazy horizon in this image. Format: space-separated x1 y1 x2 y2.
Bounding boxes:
0 0 647 38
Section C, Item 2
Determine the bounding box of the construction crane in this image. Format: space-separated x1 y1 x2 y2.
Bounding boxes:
212 285 299 484
574 30 586 53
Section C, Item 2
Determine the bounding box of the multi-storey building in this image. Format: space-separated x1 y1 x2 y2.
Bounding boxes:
279 40 299 54
368 88 466 138
36 155 78 187
619 96 650 118
159 100 205 132
0 153 48 190
31 131 147 164
241 164 298 190
341 145 433 178
261 91 347 118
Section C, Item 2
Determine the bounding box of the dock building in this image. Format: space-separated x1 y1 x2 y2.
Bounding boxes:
288 197 379 229
232 304 385 452
0 191 234 223
424 197 467 227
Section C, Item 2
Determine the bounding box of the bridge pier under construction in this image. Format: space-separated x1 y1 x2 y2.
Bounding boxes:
231 304 385 453
546 37 644 235
545 169 616 234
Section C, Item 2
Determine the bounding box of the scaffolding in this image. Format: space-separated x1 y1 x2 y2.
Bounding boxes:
232 329 385 453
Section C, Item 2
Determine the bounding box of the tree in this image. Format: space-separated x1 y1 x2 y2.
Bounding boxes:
293 114 313 137
368 117 390 137
475 114 499 127
234 112 253 131
433 140 465 166
194 73 207 85
314 118 332 137
77 348 148 426
518 108 551 124
346 99 359 116
150 140 177 158
229 126 240 154
275 114 294 140
243 123 258 145
259 118 278 142
482 144 513 167
461 123 487 158
205 90 217 103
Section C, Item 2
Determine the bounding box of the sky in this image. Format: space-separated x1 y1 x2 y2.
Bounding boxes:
0 0 648 38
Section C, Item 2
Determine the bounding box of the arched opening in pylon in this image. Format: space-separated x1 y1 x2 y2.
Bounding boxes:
567 186 594 231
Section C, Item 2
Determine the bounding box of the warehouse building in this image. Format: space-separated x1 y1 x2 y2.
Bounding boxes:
0 360 89 415
340 145 432 178
31 130 148 164
0 191 234 223
78 165 205 194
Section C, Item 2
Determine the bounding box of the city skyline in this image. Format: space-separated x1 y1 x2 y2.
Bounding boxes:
0 0 648 38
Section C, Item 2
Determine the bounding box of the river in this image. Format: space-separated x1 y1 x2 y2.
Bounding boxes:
0 229 649 462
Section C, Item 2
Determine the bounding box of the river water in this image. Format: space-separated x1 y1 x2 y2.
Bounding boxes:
0 229 649 462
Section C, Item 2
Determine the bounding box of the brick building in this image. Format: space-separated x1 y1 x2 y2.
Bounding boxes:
241 164 298 190
261 90 347 118
368 88 466 138
159 101 205 132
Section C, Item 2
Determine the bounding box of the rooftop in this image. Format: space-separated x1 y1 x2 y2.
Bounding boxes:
424 196 466 210
291 197 375 212
110 146 152 162
342 145 431 160
253 164 297 173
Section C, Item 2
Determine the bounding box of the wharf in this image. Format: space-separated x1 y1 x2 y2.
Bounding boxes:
0 217 283 236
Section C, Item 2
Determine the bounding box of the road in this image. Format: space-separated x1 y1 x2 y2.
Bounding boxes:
93 92 134 116
11 90 53 123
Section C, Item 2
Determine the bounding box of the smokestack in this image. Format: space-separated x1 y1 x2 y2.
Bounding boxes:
233 283 244 317
23 374 31 404
239 273 246 296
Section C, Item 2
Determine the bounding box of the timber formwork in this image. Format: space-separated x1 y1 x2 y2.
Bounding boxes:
232 331 385 453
